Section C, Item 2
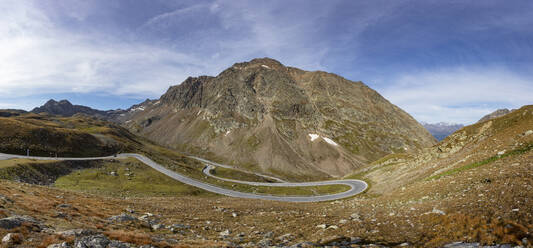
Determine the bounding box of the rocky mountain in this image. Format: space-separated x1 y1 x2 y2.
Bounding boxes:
31 99 111 118
422 122 464 141
477 108 512 123
121 58 436 179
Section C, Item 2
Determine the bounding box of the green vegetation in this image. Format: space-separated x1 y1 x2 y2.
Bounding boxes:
0 159 102 185
0 159 53 169
0 114 141 157
370 153 412 166
55 158 211 197
428 142 533 180
250 183 351 196
210 166 276 183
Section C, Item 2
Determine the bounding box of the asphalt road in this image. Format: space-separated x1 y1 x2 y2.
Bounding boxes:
0 152 367 202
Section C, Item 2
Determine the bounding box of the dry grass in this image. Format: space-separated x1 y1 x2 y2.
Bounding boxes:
0 159 54 169
104 230 152 245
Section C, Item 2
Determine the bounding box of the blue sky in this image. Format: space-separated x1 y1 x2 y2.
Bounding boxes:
0 0 532 124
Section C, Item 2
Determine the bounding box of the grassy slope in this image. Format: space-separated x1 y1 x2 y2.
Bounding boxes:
0 159 103 185
55 158 210 197
0 158 54 169
0 113 142 157
210 166 277 183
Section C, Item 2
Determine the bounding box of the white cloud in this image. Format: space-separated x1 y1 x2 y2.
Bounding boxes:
379 67 533 124
0 1 223 99
0 1 339 102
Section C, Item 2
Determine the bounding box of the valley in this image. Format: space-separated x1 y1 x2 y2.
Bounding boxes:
2 1 532 247
0 60 530 247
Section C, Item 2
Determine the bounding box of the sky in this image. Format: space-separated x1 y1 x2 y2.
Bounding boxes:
0 0 532 124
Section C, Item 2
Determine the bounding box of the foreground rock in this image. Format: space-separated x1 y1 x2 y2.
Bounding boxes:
0 215 43 230
47 234 135 248
2 233 23 245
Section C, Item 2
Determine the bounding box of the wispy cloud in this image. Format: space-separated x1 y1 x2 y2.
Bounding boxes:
0 0 340 100
0 0 531 122
379 67 533 124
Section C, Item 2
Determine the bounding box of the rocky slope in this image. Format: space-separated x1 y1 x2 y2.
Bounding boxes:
121 58 436 179
477 108 512 123
422 122 464 141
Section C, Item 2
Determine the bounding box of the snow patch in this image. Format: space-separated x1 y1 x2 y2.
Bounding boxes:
130 106 145 112
153 101 161 105
261 65 270 69
308 134 338 146
323 137 338 146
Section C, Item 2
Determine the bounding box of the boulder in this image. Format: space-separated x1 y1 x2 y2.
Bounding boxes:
0 215 42 230
74 235 110 248
2 233 23 245
108 213 136 223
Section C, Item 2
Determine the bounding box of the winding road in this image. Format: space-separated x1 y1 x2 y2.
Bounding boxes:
0 152 367 202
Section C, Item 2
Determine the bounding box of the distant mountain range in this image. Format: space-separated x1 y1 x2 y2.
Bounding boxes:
421 108 516 141
422 122 464 141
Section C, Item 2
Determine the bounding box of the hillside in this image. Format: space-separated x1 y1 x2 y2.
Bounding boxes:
120 58 436 180
0 113 141 157
351 105 533 195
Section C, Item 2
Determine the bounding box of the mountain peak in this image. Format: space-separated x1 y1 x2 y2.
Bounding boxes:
44 99 72 106
45 99 58 105
231 57 286 71
32 99 106 117
248 57 283 66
